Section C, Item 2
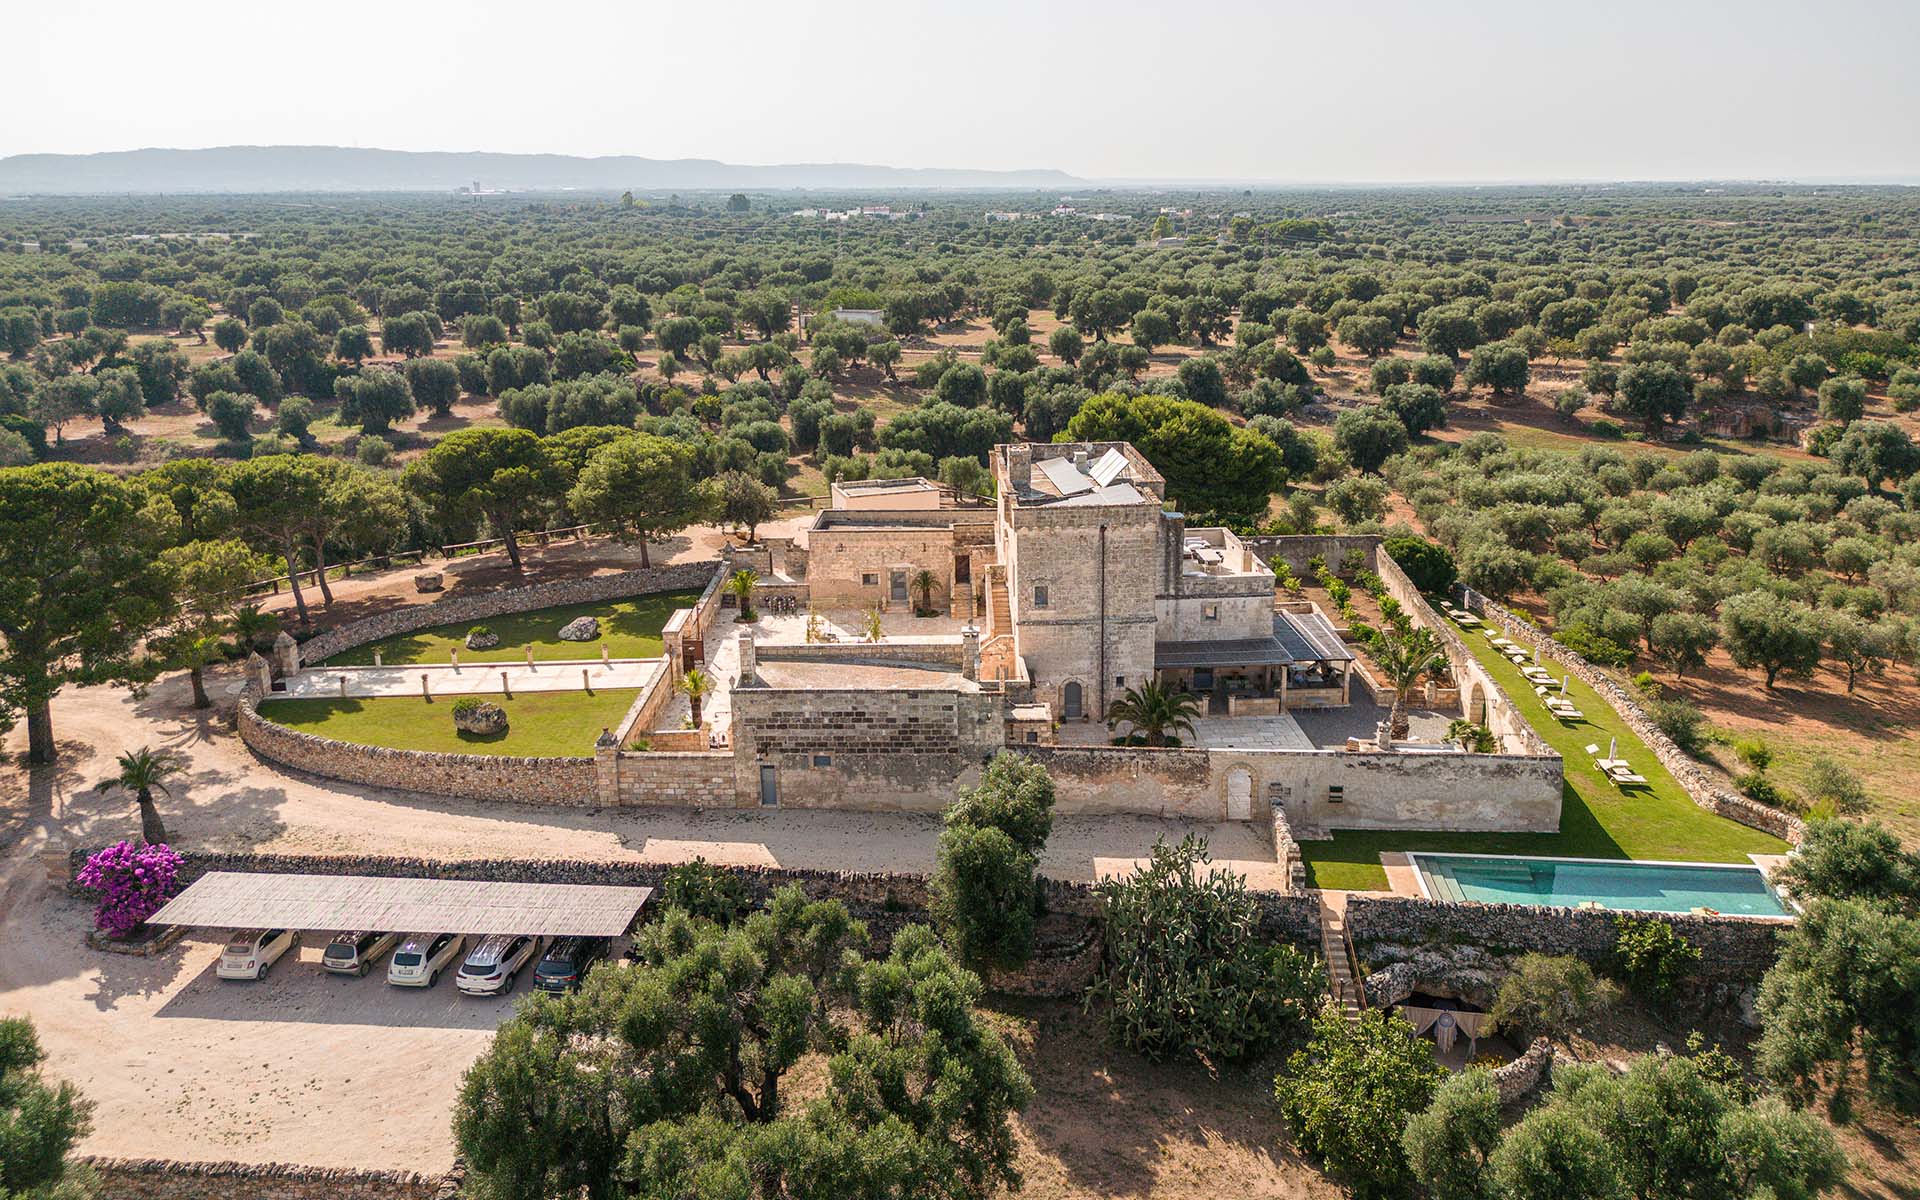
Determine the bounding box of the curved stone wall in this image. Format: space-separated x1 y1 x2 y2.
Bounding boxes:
237 563 723 804
238 681 599 804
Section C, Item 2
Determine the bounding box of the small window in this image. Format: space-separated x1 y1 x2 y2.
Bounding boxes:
1327 784 1344 804
812 753 832 767
1032 585 1049 608
1025 731 1039 744
1202 603 1219 621
1115 676 1125 687
861 572 879 587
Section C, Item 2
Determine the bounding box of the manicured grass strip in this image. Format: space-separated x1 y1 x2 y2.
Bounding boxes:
1299 617 1786 891
261 688 644 757
327 590 702 666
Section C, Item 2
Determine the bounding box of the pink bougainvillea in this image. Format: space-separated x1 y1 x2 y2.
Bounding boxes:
75 840 184 938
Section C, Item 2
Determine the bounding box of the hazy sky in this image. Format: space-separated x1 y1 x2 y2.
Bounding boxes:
11 0 1919 182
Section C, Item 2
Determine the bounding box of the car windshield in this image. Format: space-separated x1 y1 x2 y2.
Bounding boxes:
536 959 574 974
392 953 421 967
323 945 354 959
224 939 257 955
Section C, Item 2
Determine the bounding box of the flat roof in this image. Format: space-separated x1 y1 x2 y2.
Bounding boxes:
146 872 652 937
1155 635 1295 670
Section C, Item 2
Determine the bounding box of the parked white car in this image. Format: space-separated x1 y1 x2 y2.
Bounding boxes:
455 934 547 996
216 929 297 981
387 933 466 988
321 931 399 977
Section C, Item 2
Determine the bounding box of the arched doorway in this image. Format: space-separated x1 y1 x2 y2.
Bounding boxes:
1226 767 1253 821
1062 681 1083 720
1464 682 1487 725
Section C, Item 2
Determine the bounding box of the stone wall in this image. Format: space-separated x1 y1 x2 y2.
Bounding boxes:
1344 894 1785 991
1374 545 1551 756
1022 746 1221 818
1464 593 1804 845
299 561 722 665
238 683 598 804
1490 1038 1560 1105
804 521 957 609
82 1158 445 1200
596 748 736 807
732 685 1005 811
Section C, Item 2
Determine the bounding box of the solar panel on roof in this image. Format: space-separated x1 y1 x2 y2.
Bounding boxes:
1037 456 1095 495
1089 448 1129 486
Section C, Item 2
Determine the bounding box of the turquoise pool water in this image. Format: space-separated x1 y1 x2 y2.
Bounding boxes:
1412 854 1790 917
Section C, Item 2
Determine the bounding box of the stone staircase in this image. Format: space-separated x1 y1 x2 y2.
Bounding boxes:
987 573 1012 638
1317 894 1365 1023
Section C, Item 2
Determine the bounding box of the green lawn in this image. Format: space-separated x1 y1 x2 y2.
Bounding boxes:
327 590 702 666
261 688 643 757
1299 616 1787 890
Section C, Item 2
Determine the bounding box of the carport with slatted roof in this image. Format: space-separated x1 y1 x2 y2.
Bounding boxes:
146 872 652 937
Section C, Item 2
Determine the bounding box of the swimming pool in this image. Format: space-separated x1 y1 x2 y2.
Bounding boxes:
1410 853 1791 918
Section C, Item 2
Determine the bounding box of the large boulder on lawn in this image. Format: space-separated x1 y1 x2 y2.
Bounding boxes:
453 701 508 736
414 571 444 593
465 627 501 650
558 616 601 642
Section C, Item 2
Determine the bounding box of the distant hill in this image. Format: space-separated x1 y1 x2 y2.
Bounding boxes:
0 145 1081 194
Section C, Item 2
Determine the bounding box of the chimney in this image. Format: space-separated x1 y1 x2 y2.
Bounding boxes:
1006 445 1032 491
737 631 758 687
1071 448 1089 470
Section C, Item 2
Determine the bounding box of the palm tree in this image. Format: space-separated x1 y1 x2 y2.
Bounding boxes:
863 605 886 643
1371 627 1445 740
1446 719 1495 754
911 568 939 615
679 668 712 727
98 747 185 846
1104 681 1201 748
729 568 759 622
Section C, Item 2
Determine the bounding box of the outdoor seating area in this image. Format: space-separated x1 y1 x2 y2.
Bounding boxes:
1586 741 1649 787
1437 600 1480 628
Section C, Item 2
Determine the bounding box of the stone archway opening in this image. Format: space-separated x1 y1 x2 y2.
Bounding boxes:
1062 681 1084 720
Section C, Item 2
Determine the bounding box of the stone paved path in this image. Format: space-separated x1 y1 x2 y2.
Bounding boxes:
268 657 663 700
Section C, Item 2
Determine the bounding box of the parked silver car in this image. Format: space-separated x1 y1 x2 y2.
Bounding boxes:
321 931 399 977
455 934 548 996
387 933 466 988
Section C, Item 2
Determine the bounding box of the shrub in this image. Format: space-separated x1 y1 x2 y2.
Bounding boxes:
660 856 750 923
75 840 184 937
1381 535 1456 595
356 434 393 466
1275 1007 1444 1199
1733 737 1773 773
1092 835 1322 1063
450 697 482 717
1611 916 1701 1000
1491 954 1619 1042
1737 771 1786 806
1800 754 1868 816
1631 670 1660 697
1648 697 1708 757
932 754 1055 973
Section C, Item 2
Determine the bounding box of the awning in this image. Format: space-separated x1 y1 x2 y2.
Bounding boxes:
1154 636 1295 670
146 872 653 937
1275 610 1354 663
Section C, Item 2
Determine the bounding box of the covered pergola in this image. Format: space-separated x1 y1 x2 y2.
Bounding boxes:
146 872 653 936
1155 609 1357 714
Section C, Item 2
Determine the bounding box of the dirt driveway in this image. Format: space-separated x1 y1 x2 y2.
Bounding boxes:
0 881 515 1170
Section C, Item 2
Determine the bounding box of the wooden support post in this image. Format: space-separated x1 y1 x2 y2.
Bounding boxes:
338 675 348 698
450 648 460 672
582 668 591 691
373 649 383 667
526 644 535 669
421 673 430 699
601 645 611 667
501 671 511 698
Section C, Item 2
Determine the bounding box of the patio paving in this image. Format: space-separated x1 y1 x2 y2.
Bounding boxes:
275 657 663 700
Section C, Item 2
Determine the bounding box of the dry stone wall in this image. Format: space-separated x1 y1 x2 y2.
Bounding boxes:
597 748 736 806
298 562 721 665
1344 894 1785 991
83 1158 445 1200
1464 593 1804 845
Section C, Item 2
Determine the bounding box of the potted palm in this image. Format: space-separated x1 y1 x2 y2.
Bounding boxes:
729 568 759 622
